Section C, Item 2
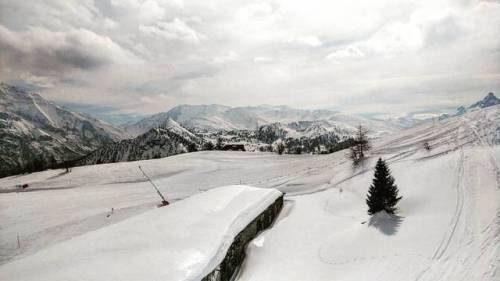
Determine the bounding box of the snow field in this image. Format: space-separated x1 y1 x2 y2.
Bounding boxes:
0 105 497 281
236 106 499 281
0 186 282 281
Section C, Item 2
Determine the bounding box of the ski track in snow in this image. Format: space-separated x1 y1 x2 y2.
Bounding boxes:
461 116 500 183
236 106 499 281
431 124 466 261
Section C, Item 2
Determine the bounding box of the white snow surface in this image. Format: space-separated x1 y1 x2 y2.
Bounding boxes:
0 185 282 281
0 104 498 281
236 105 500 281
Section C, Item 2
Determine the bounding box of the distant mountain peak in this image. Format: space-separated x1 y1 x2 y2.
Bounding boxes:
160 117 184 131
161 117 180 128
469 92 499 109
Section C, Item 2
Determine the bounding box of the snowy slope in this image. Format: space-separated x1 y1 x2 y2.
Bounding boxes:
0 83 128 176
0 105 498 281
236 105 499 281
0 151 327 265
0 185 282 281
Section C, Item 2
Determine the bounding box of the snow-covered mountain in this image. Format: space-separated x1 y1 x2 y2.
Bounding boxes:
124 104 403 137
469 92 500 109
252 120 353 153
256 120 352 141
73 118 202 166
0 83 128 177
452 92 499 117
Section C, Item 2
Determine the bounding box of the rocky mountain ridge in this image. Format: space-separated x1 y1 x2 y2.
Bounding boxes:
0 83 128 177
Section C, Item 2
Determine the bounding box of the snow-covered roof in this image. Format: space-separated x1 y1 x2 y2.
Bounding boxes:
0 185 282 281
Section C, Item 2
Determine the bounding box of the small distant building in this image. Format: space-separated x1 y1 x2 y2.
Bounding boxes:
316 145 328 154
221 143 246 151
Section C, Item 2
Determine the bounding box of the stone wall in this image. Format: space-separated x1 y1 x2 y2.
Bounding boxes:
202 195 284 281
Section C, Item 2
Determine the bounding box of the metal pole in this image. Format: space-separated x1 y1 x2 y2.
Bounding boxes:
138 165 169 206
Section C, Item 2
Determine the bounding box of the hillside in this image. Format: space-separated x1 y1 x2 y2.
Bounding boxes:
0 83 128 177
0 105 497 280
73 118 202 166
237 104 500 281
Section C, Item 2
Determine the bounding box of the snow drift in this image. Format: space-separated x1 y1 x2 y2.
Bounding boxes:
0 185 282 281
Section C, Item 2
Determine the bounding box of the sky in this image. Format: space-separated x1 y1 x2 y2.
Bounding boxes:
0 0 499 123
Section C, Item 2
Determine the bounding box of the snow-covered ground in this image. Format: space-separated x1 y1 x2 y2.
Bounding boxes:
0 150 328 265
0 185 281 281
0 105 498 280
236 105 500 281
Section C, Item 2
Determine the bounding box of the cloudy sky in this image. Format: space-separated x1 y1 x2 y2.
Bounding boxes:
0 0 499 123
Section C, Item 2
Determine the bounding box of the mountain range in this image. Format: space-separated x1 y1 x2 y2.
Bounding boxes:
123 104 407 137
1 81 497 177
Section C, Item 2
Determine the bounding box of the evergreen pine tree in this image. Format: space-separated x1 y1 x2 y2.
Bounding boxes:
366 158 402 215
216 137 224 150
276 140 286 155
204 141 214 151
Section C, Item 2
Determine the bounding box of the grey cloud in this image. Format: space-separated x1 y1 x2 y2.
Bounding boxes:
172 69 216 81
0 0 499 118
0 24 138 76
424 16 464 47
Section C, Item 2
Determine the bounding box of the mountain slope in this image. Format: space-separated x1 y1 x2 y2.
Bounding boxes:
0 83 128 177
73 118 202 166
237 104 500 281
124 104 403 136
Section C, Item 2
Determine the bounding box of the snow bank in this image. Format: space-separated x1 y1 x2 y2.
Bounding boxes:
0 185 282 281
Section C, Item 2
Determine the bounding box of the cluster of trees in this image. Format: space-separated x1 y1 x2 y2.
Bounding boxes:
271 137 357 155
0 153 74 178
202 138 245 152
201 137 226 151
73 127 202 166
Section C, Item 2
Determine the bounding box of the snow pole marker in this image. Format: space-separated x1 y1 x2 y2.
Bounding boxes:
138 165 169 207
